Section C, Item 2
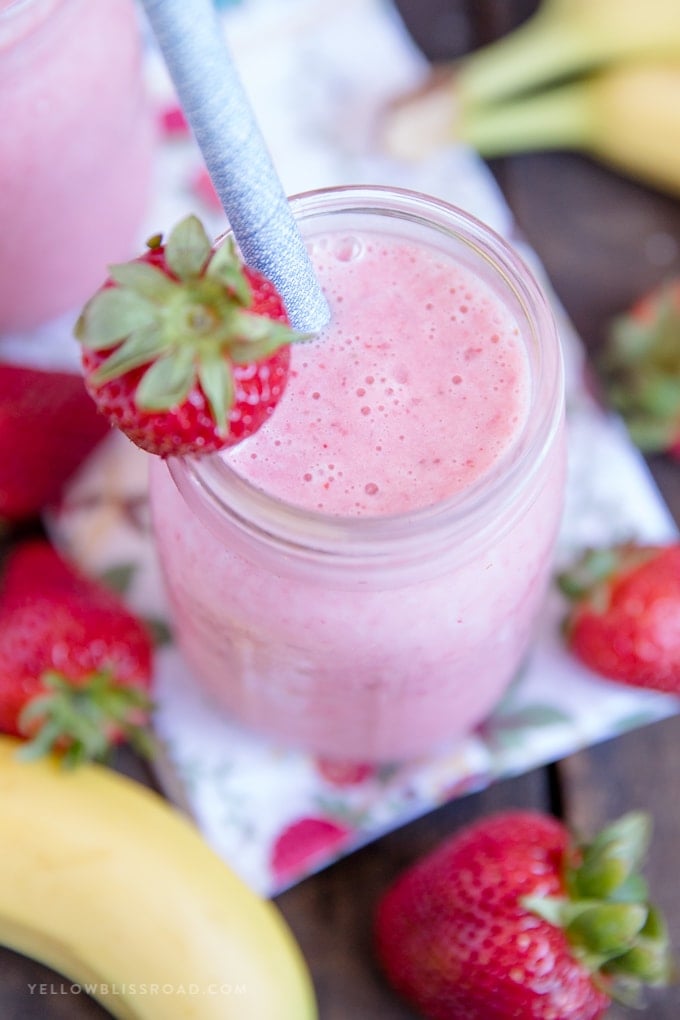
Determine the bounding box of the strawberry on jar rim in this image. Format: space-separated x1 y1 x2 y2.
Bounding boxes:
374 810 670 1020
558 541 680 694
75 214 308 458
599 277 680 458
0 539 154 766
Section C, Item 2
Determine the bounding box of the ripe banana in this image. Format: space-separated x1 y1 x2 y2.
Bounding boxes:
455 0 680 107
463 63 680 199
0 736 317 1020
383 63 680 201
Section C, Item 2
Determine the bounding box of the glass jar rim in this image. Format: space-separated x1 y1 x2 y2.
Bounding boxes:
168 184 564 568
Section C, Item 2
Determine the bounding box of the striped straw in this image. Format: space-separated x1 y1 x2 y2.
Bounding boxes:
140 0 330 333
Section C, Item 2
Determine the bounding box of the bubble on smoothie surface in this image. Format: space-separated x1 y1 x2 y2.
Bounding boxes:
225 230 530 516
331 234 364 262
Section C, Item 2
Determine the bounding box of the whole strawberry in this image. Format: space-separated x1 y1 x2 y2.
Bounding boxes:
0 539 154 765
75 214 306 458
558 542 680 693
599 278 680 458
375 810 670 1020
0 363 110 524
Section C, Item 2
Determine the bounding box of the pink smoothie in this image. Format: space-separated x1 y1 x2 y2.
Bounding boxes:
0 0 155 332
150 195 565 762
226 233 529 515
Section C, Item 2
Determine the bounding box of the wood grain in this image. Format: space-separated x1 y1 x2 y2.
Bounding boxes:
2 1 680 1017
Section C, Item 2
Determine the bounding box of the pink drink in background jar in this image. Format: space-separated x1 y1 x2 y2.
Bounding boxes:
150 186 566 762
0 0 155 333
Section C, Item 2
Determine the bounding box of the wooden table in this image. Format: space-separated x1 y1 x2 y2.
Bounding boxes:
3 1 680 1016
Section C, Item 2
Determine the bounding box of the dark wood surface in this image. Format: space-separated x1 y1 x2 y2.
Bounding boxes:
3 1 680 1016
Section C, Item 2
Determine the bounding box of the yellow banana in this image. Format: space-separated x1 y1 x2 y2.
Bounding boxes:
383 63 680 201
461 63 680 200
0 736 317 1020
455 0 680 107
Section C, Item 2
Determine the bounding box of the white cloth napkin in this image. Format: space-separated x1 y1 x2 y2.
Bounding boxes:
38 0 680 895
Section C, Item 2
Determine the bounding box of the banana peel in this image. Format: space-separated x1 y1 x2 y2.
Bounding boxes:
455 0 680 106
0 736 317 1020
382 0 680 200
382 62 680 201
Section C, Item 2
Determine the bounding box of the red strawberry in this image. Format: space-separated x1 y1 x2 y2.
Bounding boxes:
0 363 110 524
375 810 670 1020
270 816 352 885
558 542 680 693
599 278 680 458
0 539 154 765
75 214 306 458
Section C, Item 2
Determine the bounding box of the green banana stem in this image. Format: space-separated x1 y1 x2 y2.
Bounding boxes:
458 11 602 107
459 79 593 158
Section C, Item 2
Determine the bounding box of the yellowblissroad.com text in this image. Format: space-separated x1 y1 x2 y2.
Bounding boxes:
27 982 248 997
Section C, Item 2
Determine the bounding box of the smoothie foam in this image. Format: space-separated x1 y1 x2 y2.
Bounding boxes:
226 230 529 516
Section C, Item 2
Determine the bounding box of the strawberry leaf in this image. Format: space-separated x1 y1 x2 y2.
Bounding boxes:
228 311 303 364
142 616 174 648
557 547 621 599
607 319 653 363
605 934 672 986
624 904 673 983
567 903 648 957
635 374 680 416
521 894 571 929
17 670 155 767
90 323 165 384
207 239 252 305
108 260 179 302
98 563 137 595
608 875 649 905
165 214 211 281
135 350 196 411
571 812 650 901
198 352 234 432
587 812 650 869
76 288 157 349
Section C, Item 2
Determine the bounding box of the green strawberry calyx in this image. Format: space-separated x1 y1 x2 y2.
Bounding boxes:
599 282 680 455
522 812 672 1005
556 543 659 613
17 670 156 768
75 215 308 434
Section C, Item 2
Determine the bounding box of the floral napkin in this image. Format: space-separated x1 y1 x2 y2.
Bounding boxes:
21 0 680 895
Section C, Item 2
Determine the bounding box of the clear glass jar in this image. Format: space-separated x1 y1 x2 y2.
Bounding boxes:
150 186 566 762
0 0 155 332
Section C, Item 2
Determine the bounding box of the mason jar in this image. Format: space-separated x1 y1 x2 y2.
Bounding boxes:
150 185 566 762
0 0 155 333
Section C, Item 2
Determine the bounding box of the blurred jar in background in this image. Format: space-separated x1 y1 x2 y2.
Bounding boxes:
0 0 156 333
